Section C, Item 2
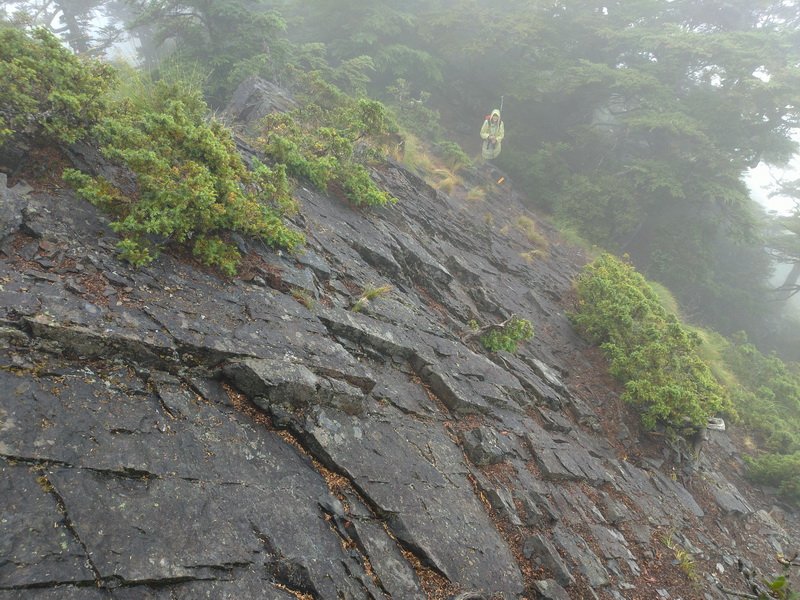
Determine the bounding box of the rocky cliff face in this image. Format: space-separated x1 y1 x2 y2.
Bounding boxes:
0 83 797 600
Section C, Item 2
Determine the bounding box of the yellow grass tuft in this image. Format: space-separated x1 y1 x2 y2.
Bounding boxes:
466 187 486 202
515 215 548 249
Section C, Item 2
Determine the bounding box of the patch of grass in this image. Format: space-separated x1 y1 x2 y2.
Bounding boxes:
553 221 601 258
290 288 314 309
400 132 437 176
689 327 739 391
660 530 700 585
648 280 681 316
431 168 462 194
351 284 393 313
466 187 486 202
515 215 549 249
519 250 544 264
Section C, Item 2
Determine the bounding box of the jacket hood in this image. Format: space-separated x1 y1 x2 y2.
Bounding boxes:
490 109 501 119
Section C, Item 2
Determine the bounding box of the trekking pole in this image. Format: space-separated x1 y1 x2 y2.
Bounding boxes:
499 95 504 117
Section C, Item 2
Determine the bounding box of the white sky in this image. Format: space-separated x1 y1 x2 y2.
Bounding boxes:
746 148 800 315
746 160 799 217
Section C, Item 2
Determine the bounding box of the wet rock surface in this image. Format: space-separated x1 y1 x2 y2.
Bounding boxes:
1 81 798 599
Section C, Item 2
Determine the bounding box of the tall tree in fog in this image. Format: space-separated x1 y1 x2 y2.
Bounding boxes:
769 183 800 300
286 0 443 90
126 0 291 103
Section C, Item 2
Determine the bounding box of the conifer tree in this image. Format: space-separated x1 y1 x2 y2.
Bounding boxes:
126 0 291 104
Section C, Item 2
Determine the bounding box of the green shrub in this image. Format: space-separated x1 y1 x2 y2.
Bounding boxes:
745 452 800 507
0 25 115 145
338 162 393 206
720 335 800 505
479 316 534 353
385 78 442 138
434 140 471 172
571 253 732 431
259 81 396 207
724 336 800 455
64 80 304 274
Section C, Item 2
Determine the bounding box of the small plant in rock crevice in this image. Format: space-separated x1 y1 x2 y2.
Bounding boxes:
515 215 549 249
660 530 700 586
351 284 393 313
291 288 314 309
466 187 486 202
519 250 544 264
469 315 534 354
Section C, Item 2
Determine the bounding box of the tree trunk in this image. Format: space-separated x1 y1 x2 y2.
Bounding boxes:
56 2 90 54
776 261 800 300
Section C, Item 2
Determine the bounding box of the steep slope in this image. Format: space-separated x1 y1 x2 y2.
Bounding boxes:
0 82 797 600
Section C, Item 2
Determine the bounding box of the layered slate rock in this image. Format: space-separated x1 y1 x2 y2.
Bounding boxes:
293 404 525 596
703 471 754 516
0 460 94 588
526 420 613 485
523 534 574 587
0 174 26 242
319 309 528 415
0 359 395 599
552 526 611 588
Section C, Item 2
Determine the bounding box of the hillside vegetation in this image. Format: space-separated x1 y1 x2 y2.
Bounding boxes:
573 254 800 506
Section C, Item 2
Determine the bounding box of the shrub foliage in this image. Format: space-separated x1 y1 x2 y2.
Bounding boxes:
723 335 800 506
571 253 732 431
65 81 304 274
745 452 800 506
473 316 534 354
260 76 396 207
0 25 115 145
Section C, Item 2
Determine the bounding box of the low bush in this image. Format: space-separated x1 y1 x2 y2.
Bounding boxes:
475 316 534 353
260 78 396 207
65 80 303 274
434 140 471 172
724 336 800 452
745 452 800 505
721 335 800 506
0 25 115 145
571 253 732 431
